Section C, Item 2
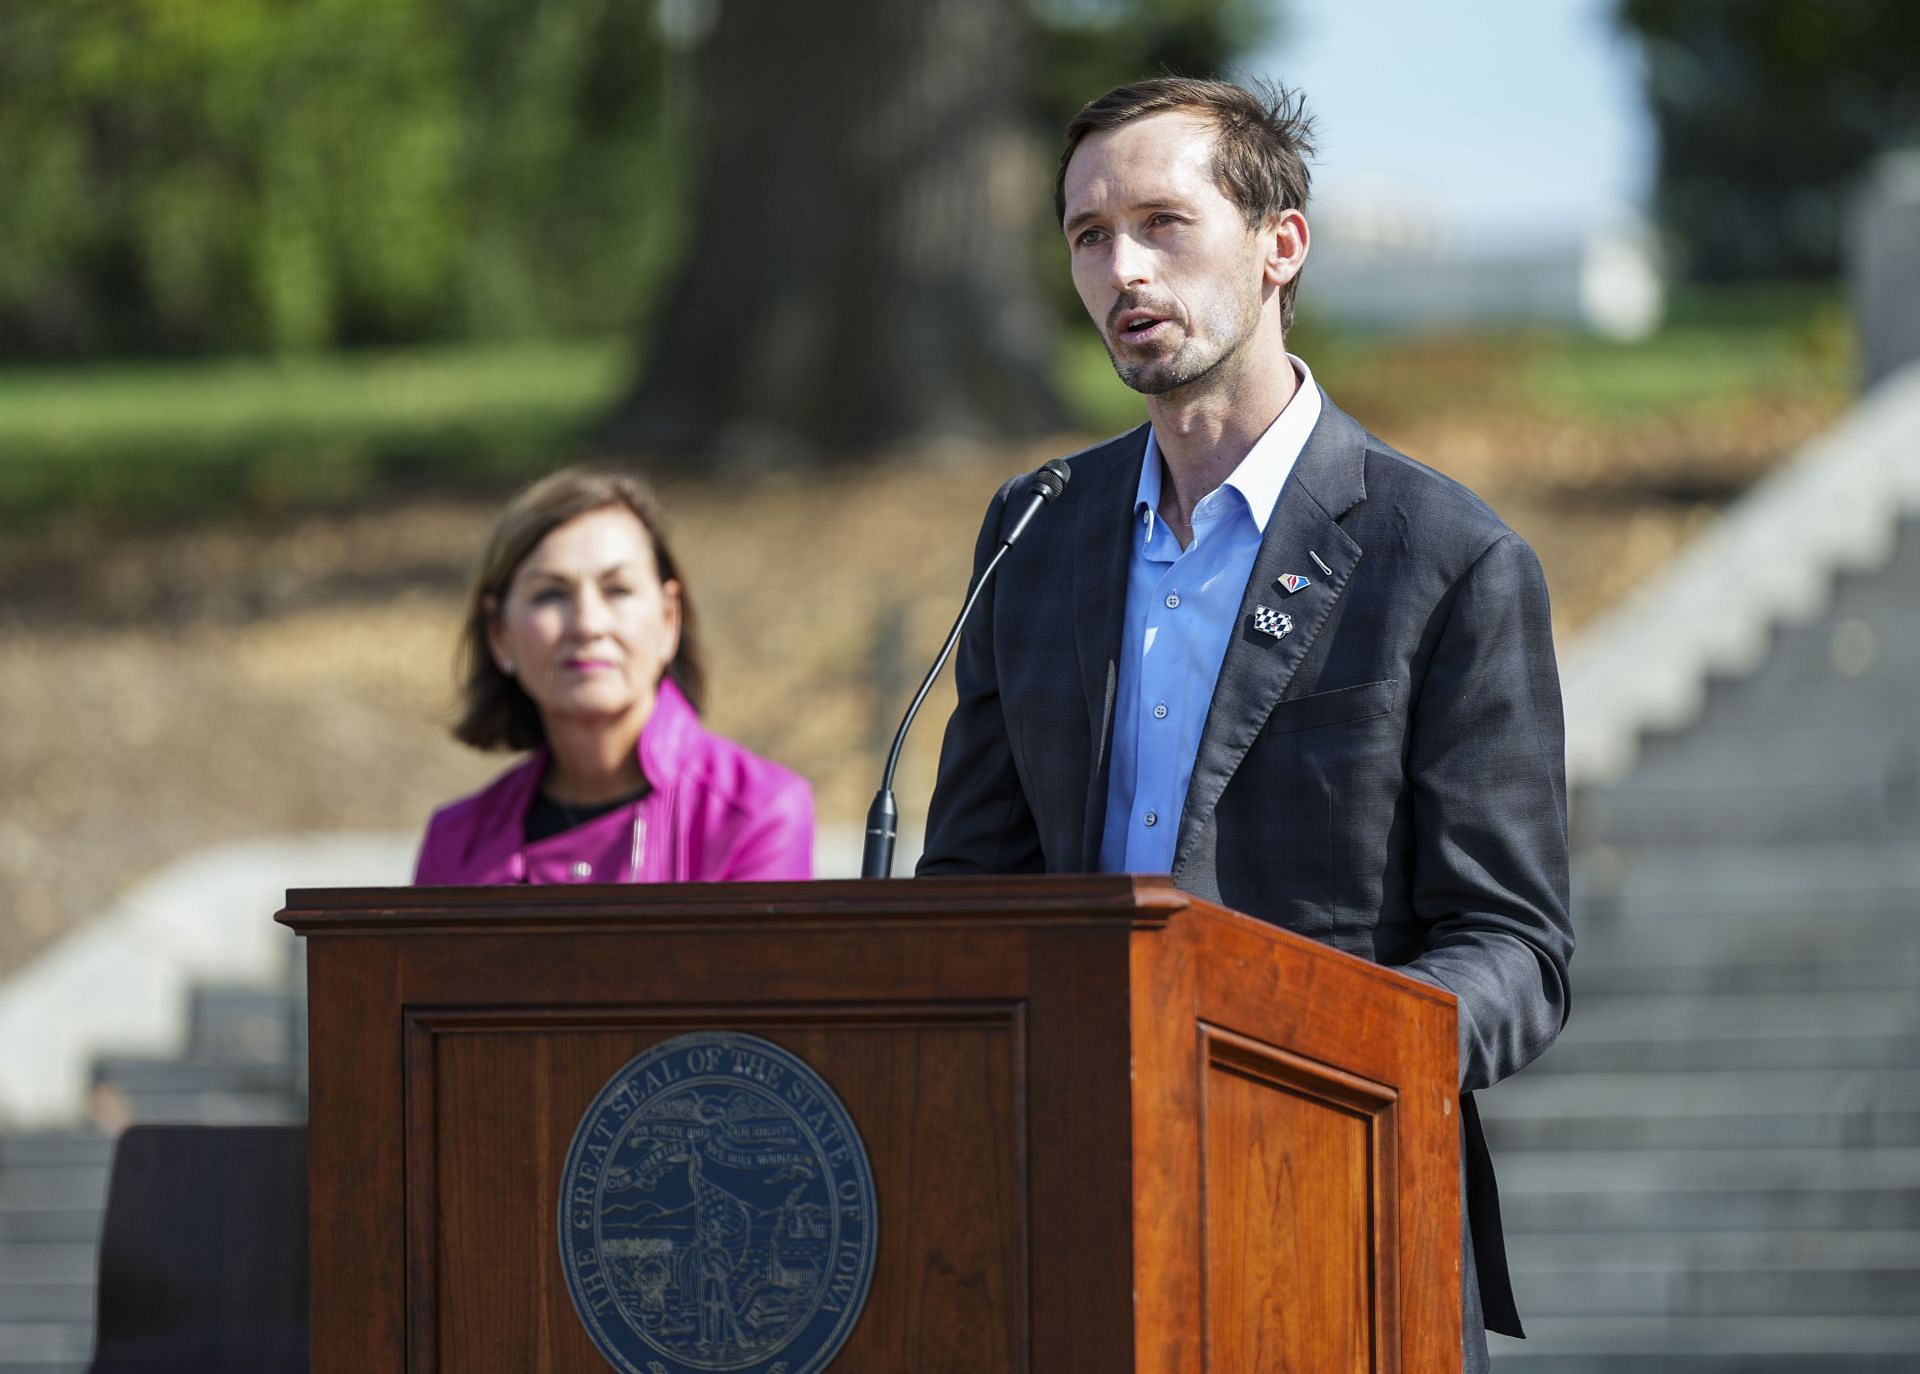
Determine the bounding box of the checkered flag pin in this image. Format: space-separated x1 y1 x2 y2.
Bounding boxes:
1252 605 1293 640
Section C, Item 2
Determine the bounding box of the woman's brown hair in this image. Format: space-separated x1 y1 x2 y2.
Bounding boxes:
453 465 705 751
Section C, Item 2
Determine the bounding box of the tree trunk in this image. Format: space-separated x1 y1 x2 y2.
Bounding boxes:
595 0 1066 465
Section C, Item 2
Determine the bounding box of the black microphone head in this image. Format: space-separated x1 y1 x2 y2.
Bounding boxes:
997 458 1072 545
1028 458 1071 502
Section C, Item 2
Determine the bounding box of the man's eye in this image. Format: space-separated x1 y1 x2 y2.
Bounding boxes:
1074 228 1107 248
604 582 634 598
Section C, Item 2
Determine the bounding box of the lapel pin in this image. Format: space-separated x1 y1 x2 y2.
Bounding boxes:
1276 572 1312 594
1309 550 1333 577
1252 605 1293 640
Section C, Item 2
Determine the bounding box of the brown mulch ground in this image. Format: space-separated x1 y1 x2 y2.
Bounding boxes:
0 393 1845 980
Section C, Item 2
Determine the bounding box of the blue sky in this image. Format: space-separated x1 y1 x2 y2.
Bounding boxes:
1244 0 1655 252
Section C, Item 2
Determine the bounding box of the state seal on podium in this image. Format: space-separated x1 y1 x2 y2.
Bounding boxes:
559 1031 878 1374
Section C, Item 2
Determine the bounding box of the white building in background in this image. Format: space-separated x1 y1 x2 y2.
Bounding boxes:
1304 181 1665 341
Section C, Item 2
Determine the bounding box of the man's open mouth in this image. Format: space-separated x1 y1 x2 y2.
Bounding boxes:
1119 312 1171 339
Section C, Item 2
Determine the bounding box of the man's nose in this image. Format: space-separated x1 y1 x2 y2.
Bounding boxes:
1109 233 1152 290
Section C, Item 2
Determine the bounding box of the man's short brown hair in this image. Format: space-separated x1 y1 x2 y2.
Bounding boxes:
1056 76 1317 329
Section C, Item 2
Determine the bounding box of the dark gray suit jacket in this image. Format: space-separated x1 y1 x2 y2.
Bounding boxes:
918 394 1574 1350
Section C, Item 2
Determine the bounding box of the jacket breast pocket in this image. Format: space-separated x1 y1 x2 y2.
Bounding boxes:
1265 677 1402 735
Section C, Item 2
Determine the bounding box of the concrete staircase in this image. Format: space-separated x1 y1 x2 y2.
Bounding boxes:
1486 519 1920 1370
0 969 306 1374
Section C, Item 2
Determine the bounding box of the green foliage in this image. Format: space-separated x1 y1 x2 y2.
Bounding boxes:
1615 0 1920 281
0 339 628 524
0 0 685 359
0 0 1266 364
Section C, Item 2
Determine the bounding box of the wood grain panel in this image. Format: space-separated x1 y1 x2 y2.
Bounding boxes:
1182 906 1458 1369
1025 927 1136 1374
418 1009 1024 1373
306 939 407 1374
1130 914 1202 1374
1200 1029 1398 1373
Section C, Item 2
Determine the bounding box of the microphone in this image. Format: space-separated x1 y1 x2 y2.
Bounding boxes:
861 459 1072 878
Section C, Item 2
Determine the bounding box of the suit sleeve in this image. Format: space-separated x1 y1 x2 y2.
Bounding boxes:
915 481 1047 876
1399 532 1574 1092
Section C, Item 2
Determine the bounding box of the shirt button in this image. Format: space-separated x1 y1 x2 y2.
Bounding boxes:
1143 811 1158 827
571 861 593 879
1153 702 1168 719
1164 592 1181 609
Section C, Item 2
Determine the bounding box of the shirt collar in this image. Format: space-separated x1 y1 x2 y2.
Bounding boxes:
1134 354 1323 540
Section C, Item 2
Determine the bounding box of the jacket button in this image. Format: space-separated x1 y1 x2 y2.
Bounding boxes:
571 861 593 879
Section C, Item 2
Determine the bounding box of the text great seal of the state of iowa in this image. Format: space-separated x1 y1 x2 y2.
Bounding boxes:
559 1031 878 1374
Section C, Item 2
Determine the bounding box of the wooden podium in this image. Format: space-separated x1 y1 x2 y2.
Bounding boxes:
280 875 1460 1373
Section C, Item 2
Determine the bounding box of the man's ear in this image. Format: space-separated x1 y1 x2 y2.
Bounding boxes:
1264 208 1310 289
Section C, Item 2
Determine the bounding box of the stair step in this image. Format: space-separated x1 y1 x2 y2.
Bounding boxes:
1507 1228 1920 1269
92 1056 298 1096
0 1211 99 1247
0 1322 90 1371
0 1246 93 1287
1697 682 1920 738
1577 777 1920 848
1572 842 1920 920
1558 990 1920 1040
186 985 299 1065
0 1169 109 1212
1536 991 1920 1072
101 1093 303 1127
1713 611 1920 684
1484 1070 1920 1150
1569 903 1920 991
1489 1315 1920 1370
1497 1149 1920 1231
1506 1230 1920 1318
0 1285 89 1325
0 1138 111 1172
1631 726 1920 782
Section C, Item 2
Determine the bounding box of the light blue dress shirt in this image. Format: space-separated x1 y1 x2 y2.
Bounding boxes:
1097 358 1324 873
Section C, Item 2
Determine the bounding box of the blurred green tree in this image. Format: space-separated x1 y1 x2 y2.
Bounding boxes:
0 0 681 358
0 0 1265 461
595 0 1270 463
1617 0 1920 281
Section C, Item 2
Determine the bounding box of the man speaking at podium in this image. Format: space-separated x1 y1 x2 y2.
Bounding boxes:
917 77 1573 1372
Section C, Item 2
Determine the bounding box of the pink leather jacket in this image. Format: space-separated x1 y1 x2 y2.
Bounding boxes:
412 678 813 885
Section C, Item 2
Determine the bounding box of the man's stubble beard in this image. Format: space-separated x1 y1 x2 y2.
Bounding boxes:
1106 285 1264 401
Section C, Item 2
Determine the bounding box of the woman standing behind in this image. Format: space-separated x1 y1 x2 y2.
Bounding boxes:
414 466 812 885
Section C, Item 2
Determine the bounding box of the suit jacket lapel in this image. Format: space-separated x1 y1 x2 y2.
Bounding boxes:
1073 425 1149 869
1174 395 1369 871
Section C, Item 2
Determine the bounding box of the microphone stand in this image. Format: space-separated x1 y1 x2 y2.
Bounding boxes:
861 461 1069 878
